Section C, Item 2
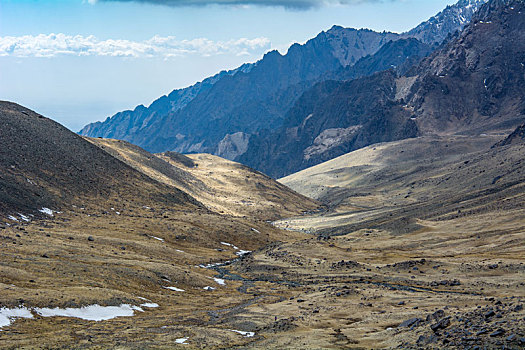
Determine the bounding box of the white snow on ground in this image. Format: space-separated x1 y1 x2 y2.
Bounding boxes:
18 214 30 222
220 242 239 250
140 303 159 308
251 228 260 233
164 286 185 292
175 249 185 253
39 207 54 216
203 286 216 291
201 261 230 268
0 307 33 328
213 277 225 285
0 301 160 329
149 235 165 242
230 329 255 337
236 250 251 257
175 337 189 344
199 242 251 269
34 304 142 321
7 216 18 222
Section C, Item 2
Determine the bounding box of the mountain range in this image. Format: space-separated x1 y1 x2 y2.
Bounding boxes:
240 0 525 177
79 0 489 167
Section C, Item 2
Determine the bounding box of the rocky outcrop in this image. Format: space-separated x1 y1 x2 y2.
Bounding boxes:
217 132 251 159
493 124 525 147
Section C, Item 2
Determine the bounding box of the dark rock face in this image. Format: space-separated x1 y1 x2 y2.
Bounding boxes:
406 0 525 136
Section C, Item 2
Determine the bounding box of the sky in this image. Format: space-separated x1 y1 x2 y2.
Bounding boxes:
0 0 457 131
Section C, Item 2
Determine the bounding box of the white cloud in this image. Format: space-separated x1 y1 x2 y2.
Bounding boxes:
0 33 271 58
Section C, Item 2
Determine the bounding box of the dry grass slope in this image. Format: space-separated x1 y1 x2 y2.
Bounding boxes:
87 137 320 220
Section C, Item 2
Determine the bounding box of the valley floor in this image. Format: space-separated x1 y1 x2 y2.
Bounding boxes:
1 137 524 349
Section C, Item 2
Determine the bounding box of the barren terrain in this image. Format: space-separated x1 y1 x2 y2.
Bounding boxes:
1 102 524 349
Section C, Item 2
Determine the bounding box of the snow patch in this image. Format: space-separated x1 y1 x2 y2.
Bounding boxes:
231 329 255 337
164 286 185 292
18 214 30 222
220 242 239 250
7 216 18 222
203 286 216 291
213 277 225 286
251 228 260 233
140 303 159 308
39 207 54 215
149 235 165 242
0 307 33 328
34 304 142 321
236 250 251 257
175 337 189 344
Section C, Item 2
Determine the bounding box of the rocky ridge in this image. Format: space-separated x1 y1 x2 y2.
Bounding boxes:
78 0 484 161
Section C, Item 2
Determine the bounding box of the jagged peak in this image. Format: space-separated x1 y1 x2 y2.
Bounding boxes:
404 0 489 44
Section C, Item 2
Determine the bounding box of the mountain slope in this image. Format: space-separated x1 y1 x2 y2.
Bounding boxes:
0 101 198 218
78 63 253 141
276 132 525 248
239 70 418 178
240 0 525 178
80 28 401 158
87 137 319 220
114 28 400 157
404 0 525 135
